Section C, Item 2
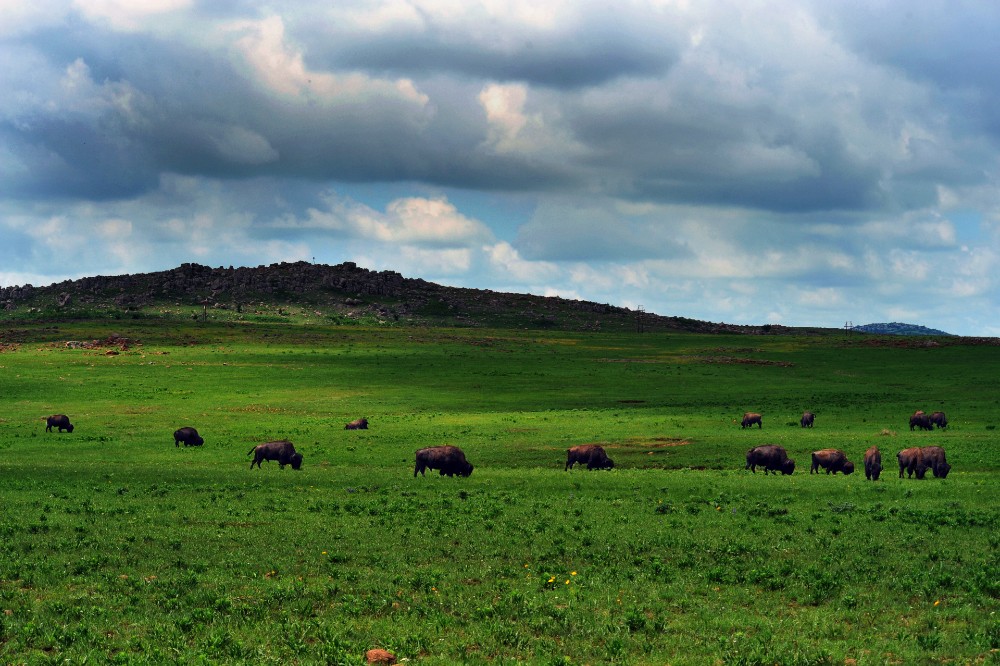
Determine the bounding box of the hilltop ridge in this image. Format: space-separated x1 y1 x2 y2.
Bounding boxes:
0 261 817 334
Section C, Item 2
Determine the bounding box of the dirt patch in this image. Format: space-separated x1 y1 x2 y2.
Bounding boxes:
597 358 662 363
617 399 646 404
605 436 690 450
682 355 794 367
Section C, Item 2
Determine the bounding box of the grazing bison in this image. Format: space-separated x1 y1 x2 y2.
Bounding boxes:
920 445 951 478
810 449 855 475
909 413 933 431
174 427 204 447
745 445 795 475
800 411 815 428
247 440 303 470
929 411 948 429
741 412 763 429
44 414 74 433
414 446 473 477
345 418 368 430
897 447 927 479
565 445 615 471
864 446 882 481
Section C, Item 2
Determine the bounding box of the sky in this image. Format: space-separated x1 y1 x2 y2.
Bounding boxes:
3 1 1000 336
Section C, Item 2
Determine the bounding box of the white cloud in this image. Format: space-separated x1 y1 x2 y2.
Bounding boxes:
227 16 428 106
301 195 493 247
485 241 559 283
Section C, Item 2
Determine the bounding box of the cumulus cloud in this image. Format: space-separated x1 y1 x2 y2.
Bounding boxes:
226 15 428 106
297 195 494 247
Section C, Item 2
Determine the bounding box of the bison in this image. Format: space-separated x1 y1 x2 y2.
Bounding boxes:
864 446 882 481
345 418 368 430
565 445 615 471
920 445 951 478
800 411 815 428
414 446 473 477
897 447 927 479
745 445 795 475
247 440 303 470
174 426 204 447
741 412 763 429
810 449 855 475
929 411 948 429
909 413 933 431
44 414 74 433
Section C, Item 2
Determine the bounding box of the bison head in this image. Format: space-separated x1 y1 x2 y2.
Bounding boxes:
66 424 75 433
459 463 474 477
290 452 303 470
781 459 796 475
842 461 855 475
935 461 951 478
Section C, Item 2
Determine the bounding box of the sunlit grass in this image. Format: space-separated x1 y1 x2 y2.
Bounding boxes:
0 320 997 663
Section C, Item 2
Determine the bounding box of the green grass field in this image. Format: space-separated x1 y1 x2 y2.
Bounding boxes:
0 320 997 664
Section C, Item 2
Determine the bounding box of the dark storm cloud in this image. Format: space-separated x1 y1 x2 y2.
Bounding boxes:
326 33 673 89
297 3 680 89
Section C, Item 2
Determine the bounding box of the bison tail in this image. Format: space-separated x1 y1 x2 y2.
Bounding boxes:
246 447 256 457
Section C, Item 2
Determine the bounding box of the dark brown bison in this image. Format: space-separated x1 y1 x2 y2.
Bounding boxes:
174 427 204 447
864 446 882 481
741 412 763 429
810 449 855 475
920 445 951 478
745 445 795 475
247 440 303 470
800 411 815 428
897 447 927 479
929 411 948 429
44 414 74 433
345 418 368 430
414 446 473 477
909 413 933 431
565 445 615 471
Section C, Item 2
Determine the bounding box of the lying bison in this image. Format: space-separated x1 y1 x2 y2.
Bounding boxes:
909 412 933 431
44 414 74 433
810 449 855 475
745 445 795 475
921 445 951 478
565 445 615 471
414 446 473 477
929 411 948 429
864 446 882 481
741 412 763 429
174 427 204 447
247 440 303 470
345 418 368 430
800 411 815 428
897 447 927 479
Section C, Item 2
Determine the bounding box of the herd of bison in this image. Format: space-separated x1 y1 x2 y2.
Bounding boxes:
42 408 953 481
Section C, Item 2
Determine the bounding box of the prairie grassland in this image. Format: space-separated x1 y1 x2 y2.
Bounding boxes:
0 320 997 664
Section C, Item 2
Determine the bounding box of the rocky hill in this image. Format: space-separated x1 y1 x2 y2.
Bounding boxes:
0 261 815 334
